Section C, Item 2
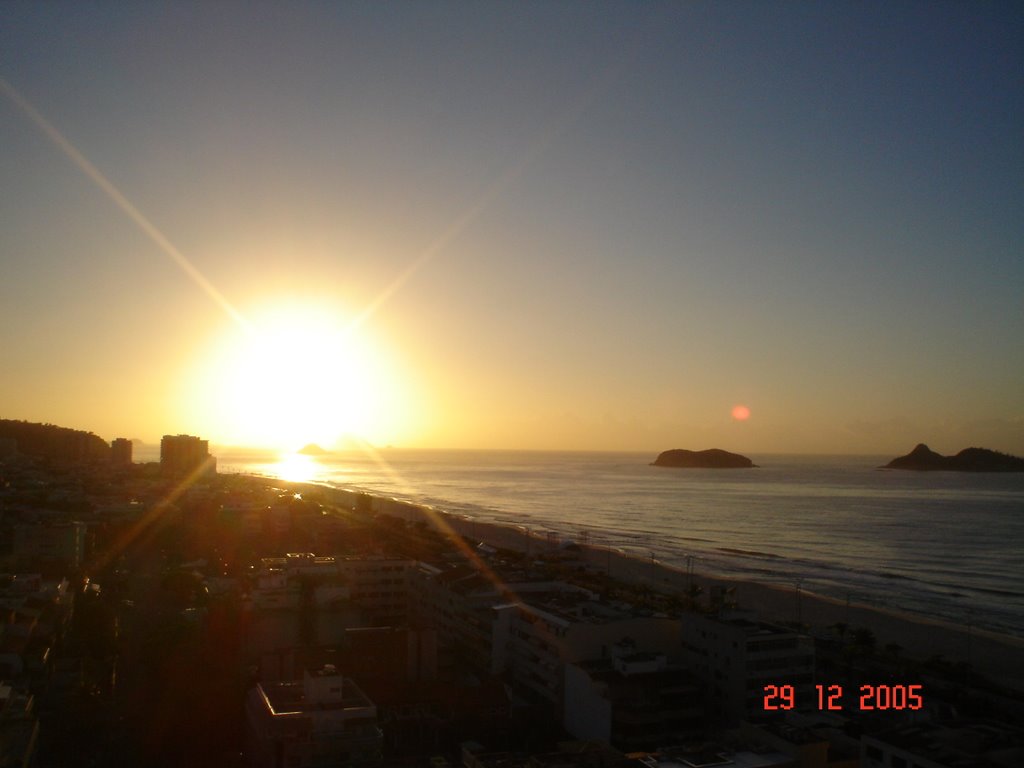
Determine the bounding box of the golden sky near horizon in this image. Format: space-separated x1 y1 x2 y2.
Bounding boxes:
2 4 1022 455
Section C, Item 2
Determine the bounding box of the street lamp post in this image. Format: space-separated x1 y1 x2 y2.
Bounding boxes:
795 579 803 629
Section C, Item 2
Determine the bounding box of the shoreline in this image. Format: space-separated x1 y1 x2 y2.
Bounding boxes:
269 477 1024 690
465 513 1024 690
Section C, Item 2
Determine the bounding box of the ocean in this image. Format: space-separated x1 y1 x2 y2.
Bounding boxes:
211 449 1024 638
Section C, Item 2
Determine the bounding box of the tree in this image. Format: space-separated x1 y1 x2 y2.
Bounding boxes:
851 627 876 655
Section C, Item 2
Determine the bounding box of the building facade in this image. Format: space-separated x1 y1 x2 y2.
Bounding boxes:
681 610 814 724
12 523 87 572
564 645 705 752
245 665 383 767
160 434 216 477
110 437 133 465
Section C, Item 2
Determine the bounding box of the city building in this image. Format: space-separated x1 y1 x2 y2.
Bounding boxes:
110 437 132 465
12 523 87 572
413 565 681 717
410 566 511 677
245 664 383 767
263 553 340 579
0 683 39 767
739 720 859 768
498 592 680 713
681 610 814 725
333 626 439 685
247 555 360 662
337 557 415 626
564 643 705 752
862 720 1024 768
460 740 633 768
633 744 794 768
159 434 216 477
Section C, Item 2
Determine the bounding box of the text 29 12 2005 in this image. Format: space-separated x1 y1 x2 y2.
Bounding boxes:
763 684 923 712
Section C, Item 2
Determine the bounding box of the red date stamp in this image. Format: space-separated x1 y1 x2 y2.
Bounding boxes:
763 684 923 711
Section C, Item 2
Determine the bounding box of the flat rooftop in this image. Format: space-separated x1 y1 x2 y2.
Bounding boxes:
258 679 374 716
519 593 640 625
867 720 1024 766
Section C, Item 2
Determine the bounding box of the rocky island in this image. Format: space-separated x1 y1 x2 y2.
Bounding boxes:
883 443 1024 472
652 448 757 469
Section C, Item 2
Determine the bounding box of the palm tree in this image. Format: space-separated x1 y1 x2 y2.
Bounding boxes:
851 627 877 656
884 642 904 673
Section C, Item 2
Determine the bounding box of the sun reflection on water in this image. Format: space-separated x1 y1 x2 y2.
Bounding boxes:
272 453 320 483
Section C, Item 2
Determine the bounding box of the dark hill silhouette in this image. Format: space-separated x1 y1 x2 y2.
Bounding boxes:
652 448 756 468
883 443 1024 472
0 419 110 462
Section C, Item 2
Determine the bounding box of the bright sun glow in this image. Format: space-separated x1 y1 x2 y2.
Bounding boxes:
273 453 321 483
192 300 412 451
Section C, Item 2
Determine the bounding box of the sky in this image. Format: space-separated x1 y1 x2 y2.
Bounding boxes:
1 1 1022 455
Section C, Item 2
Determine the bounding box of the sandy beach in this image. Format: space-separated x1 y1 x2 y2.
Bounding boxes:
342 488 1024 691
605 545 1024 688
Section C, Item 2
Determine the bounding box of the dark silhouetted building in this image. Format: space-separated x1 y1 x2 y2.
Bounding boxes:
111 437 132 465
13 522 87 572
160 434 216 477
564 647 705 752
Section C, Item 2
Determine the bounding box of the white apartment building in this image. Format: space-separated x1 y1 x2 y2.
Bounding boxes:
681 610 814 724
497 592 680 711
412 566 680 714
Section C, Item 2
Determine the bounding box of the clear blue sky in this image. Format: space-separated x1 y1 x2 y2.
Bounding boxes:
2 1 1022 454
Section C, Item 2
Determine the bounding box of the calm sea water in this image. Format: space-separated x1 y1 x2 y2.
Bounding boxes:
214 449 1024 638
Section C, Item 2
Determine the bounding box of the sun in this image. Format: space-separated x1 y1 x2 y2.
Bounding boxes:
192 300 410 451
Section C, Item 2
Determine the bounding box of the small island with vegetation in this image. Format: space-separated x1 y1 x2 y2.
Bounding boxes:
651 448 757 469
882 443 1024 472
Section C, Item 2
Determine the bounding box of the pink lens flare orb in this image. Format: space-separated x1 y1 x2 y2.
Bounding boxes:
731 404 751 421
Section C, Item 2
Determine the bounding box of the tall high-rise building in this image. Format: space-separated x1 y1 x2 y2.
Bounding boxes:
160 434 216 477
111 438 133 465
